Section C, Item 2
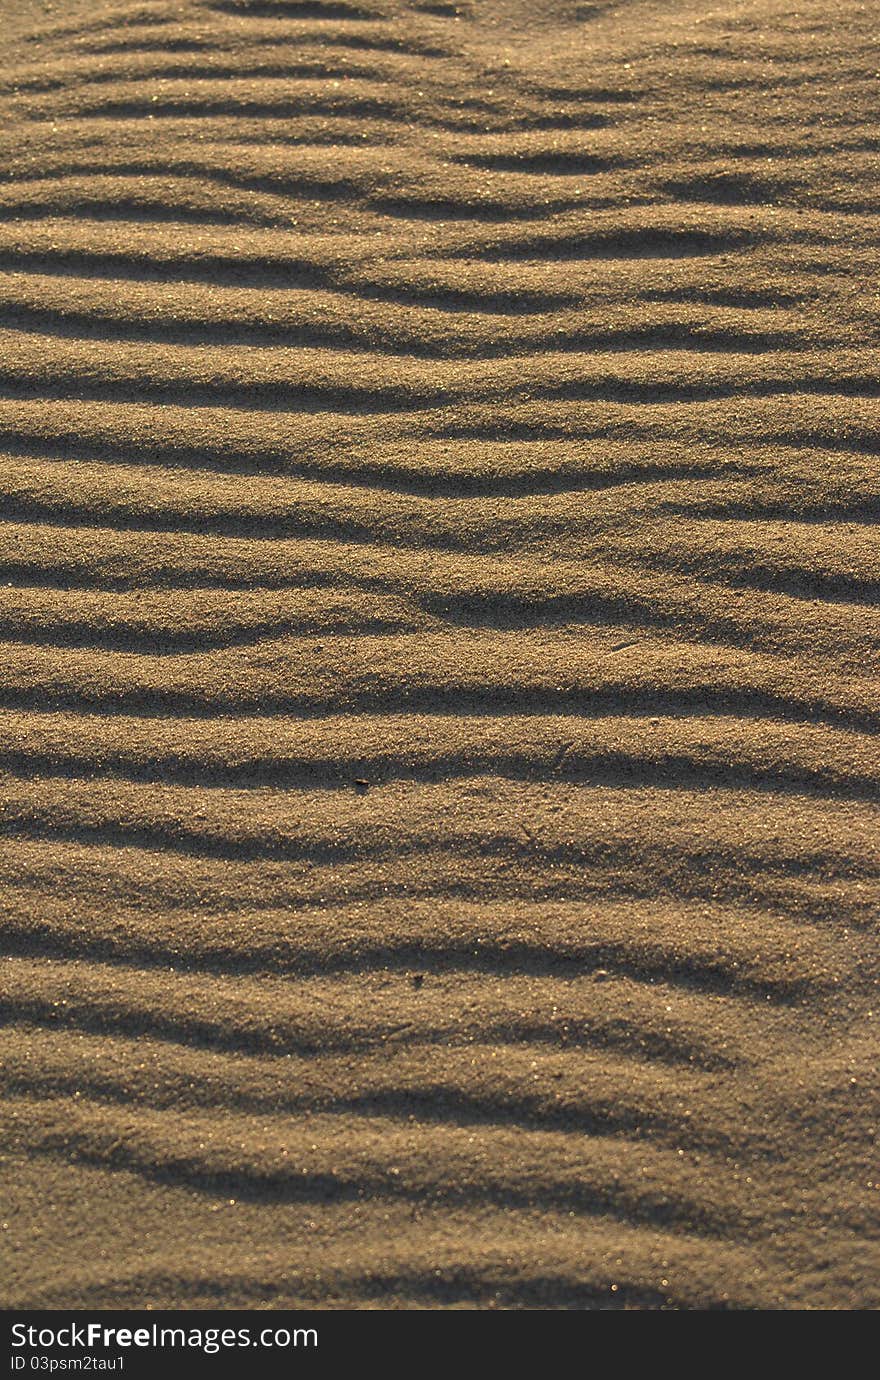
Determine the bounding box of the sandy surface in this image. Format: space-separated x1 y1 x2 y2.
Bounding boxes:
0 0 878 1311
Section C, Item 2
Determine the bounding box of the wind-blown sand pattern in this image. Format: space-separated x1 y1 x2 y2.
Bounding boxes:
1 0 878 1311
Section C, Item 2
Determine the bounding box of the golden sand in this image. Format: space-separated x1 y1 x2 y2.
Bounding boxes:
1 0 878 1309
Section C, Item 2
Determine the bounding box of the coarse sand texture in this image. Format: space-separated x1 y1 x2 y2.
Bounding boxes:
0 0 878 1310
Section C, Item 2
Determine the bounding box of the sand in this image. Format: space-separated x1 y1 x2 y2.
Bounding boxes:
0 0 877 1311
